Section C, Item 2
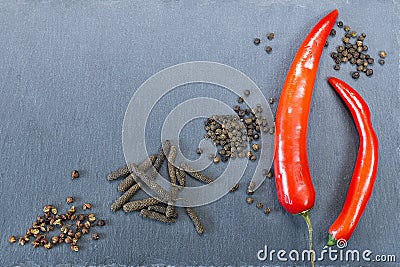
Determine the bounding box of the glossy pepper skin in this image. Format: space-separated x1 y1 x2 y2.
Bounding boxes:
326 77 379 246
274 9 338 215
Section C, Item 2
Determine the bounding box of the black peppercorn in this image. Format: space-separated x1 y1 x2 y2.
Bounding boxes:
365 68 373 76
324 41 329 47
267 33 275 40
330 29 336 37
337 21 343 28
333 64 340 70
253 38 261 45
265 46 272 53
378 59 385 65
351 71 360 79
344 43 352 49
344 25 350 32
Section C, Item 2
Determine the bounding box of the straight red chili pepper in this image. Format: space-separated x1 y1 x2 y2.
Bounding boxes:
274 10 337 266
274 9 338 216
326 77 378 247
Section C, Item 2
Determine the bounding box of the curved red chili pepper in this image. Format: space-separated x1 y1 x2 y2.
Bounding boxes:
274 9 338 215
326 77 379 247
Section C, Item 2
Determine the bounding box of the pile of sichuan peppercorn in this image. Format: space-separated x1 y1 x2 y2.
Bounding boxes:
329 21 387 79
9 198 105 251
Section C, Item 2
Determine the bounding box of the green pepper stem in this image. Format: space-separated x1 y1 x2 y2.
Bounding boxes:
325 234 337 248
300 210 315 267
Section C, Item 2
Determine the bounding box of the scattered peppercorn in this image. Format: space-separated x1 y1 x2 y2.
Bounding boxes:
365 68 373 77
9 236 16 243
267 32 275 40
82 203 92 210
237 97 244 103
252 143 259 152
213 157 220 164
92 233 100 240
264 207 271 214
337 21 343 28
330 29 336 37
246 197 254 204
333 64 340 71
344 25 350 32
379 51 387 58
269 97 275 104
256 202 264 209
244 90 250 96
66 197 74 204
97 220 106 227
378 59 385 65
18 237 26 246
71 170 80 179
351 71 360 79
265 46 272 53
253 38 261 45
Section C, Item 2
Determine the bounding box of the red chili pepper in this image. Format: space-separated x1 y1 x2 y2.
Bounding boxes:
326 77 379 247
274 10 337 266
274 9 338 216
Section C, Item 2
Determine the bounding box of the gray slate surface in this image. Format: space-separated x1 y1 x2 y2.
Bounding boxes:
0 1 399 266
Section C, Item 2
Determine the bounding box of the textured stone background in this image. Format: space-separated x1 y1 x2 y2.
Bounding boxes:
0 1 399 266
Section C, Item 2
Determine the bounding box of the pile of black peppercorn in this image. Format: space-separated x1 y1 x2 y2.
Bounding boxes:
9 199 105 251
329 21 387 79
203 92 272 163
254 32 275 54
